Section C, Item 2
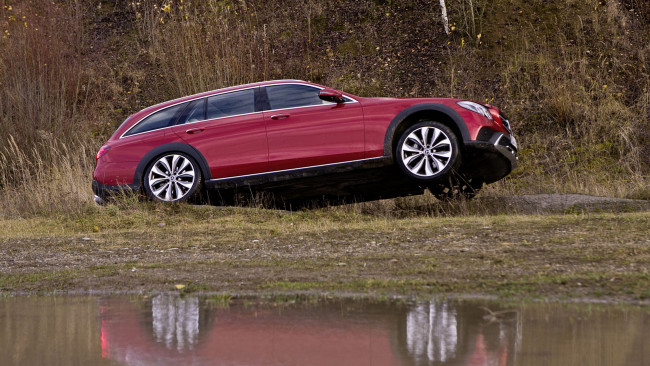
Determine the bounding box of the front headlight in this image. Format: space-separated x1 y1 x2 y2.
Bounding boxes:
457 101 493 120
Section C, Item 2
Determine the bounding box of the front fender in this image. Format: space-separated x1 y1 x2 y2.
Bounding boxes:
382 103 471 157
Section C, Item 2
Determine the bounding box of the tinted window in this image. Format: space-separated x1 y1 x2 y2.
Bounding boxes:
266 85 326 110
125 103 185 136
206 89 255 120
178 99 206 124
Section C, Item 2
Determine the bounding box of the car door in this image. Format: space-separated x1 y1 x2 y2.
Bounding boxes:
171 87 268 179
262 84 365 171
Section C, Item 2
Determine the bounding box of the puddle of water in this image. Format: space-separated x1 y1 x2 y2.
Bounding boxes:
0 295 648 366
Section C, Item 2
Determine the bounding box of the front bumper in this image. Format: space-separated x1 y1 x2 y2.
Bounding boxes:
463 132 518 184
92 180 140 204
493 133 518 169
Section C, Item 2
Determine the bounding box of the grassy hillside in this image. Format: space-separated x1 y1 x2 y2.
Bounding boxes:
0 0 648 216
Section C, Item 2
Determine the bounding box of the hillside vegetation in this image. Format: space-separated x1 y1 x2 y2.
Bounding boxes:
0 0 648 216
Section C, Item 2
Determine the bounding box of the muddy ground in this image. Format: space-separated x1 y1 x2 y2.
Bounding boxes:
1 194 648 303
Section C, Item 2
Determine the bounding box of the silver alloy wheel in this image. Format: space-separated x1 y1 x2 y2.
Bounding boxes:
400 126 453 177
147 154 196 201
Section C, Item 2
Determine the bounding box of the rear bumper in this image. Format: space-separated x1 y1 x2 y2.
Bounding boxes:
93 195 106 205
92 180 140 204
463 132 518 184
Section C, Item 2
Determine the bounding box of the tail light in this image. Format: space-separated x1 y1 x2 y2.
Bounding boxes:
96 146 110 161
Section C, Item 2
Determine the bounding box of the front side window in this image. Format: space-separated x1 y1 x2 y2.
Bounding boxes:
266 85 326 110
206 89 256 120
124 103 186 137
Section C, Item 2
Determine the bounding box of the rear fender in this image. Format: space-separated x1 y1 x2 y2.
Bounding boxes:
133 143 211 188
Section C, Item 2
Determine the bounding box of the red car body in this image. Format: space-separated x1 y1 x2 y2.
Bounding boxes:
93 80 517 203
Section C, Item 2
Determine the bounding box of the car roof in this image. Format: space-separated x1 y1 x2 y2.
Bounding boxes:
136 80 312 116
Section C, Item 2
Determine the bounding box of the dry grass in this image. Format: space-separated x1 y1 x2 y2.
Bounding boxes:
438 0 649 197
0 0 648 218
0 1 100 154
0 135 97 217
0 1 102 217
133 0 268 95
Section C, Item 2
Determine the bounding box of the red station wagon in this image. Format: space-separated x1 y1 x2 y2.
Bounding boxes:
92 80 517 204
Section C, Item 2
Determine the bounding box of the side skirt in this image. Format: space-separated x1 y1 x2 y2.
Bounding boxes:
204 157 392 190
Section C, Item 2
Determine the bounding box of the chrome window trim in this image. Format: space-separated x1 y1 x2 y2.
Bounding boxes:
119 82 358 139
120 86 260 139
119 103 189 139
203 88 259 122
119 125 176 139
183 110 264 128
261 101 357 114
207 156 384 183
263 83 359 112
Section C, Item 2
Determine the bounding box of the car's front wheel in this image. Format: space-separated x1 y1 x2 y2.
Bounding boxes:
144 153 202 202
395 121 460 182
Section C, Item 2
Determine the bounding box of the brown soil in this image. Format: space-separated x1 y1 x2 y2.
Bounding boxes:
1 195 648 303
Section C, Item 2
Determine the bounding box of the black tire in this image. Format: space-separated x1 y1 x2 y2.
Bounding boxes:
395 121 460 182
143 152 202 202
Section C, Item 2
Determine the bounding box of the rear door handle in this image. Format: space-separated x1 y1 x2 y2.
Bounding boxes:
186 128 205 134
270 114 290 120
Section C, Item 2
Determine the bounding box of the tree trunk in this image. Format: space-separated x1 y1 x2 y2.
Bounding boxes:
439 0 450 35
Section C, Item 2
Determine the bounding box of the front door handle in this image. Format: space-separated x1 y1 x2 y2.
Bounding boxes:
270 114 290 120
186 128 205 134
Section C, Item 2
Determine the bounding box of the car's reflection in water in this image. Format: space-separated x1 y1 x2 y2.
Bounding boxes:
99 295 522 366
101 295 401 365
2 295 647 365
151 295 200 351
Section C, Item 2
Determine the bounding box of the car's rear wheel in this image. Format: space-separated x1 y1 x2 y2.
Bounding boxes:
144 153 201 202
395 121 460 182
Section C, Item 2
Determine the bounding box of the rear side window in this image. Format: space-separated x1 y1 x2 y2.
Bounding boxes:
207 89 256 120
266 85 326 110
124 103 186 137
177 99 206 125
